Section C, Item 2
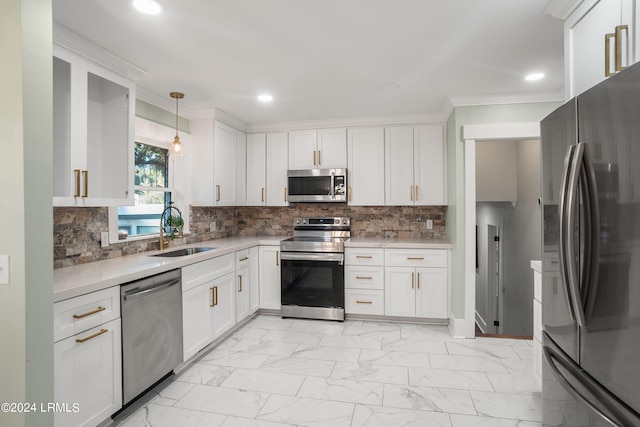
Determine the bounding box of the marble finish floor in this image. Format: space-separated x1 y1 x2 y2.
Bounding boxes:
110 315 541 427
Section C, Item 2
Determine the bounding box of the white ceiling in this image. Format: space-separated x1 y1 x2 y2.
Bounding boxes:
52 0 564 126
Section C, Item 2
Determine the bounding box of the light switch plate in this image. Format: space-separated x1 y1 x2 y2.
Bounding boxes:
0 255 9 285
101 232 109 248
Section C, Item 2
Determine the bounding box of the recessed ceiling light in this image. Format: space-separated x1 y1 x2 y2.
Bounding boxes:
525 72 545 81
257 94 274 103
133 0 164 15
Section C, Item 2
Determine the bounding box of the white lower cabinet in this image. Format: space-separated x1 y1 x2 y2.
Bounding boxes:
53 287 122 427
384 249 448 319
345 248 385 315
182 254 236 361
259 245 281 310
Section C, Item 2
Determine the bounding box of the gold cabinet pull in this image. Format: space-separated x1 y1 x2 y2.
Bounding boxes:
238 275 243 292
605 32 615 76
356 276 373 280
239 256 249 262
261 187 265 203
412 272 415 289
348 186 352 202
284 188 287 202
73 306 106 319
210 286 218 307
276 250 280 266
76 328 108 344
410 185 414 201
216 185 221 202
356 255 373 259
82 170 89 197
313 150 317 166
356 300 373 304
615 25 628 72
74 169 81 197
407 257 425 261
417 272 421 289
318 150 321 165
415 185 419 201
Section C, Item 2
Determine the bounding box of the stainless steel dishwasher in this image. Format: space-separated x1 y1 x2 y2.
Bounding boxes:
121 268 182 405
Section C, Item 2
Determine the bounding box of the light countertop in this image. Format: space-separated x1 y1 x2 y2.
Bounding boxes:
54 236 287 303
346 237 453 250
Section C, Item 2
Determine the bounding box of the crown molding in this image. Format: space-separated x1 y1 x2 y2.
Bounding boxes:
246 113 445 133
189 108 249 132
136 87 196 118
53 22 148 81
544 0 584 19
448 90 565 108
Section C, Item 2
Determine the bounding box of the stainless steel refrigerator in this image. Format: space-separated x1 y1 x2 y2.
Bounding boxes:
541 63 640 426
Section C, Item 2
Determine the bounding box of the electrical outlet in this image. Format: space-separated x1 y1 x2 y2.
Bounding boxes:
210 221 217 232
426 219 433 230
101 232 109 248
0 255 9 285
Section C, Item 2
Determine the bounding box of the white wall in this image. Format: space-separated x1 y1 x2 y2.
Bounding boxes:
1 1 54 426
476 140 517 202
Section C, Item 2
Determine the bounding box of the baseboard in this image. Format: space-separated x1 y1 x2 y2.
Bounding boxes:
448 311 475 338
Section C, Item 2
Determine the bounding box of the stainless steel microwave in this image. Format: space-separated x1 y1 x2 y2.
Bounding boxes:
287 168 347 203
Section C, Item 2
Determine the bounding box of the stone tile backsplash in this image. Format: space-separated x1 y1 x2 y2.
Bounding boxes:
54 204 446 268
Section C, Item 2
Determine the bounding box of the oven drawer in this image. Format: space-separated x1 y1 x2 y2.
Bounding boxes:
345 266 384 290
54 286 120 343
345 289 384 315
345 248 384 266
384 249 448 268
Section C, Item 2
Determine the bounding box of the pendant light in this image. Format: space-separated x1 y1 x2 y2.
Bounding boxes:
170 92 184 157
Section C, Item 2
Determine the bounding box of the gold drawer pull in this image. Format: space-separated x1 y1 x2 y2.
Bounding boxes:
407 257 424 260
73 306 106 319
356 300 373 304
356 255 373 259
239 256 249 262
76 328 108 344
356 276 373 280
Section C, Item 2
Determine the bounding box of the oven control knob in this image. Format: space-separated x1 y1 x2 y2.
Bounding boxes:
335 219 340 224
342 219 348 225
302 219 307 224
296 218 301 224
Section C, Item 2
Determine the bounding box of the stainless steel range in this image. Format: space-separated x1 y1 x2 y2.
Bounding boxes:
280 217 350 321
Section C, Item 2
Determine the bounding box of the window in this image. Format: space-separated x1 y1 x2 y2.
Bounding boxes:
117 142 172 238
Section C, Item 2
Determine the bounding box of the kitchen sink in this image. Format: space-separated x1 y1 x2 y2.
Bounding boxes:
152 247 216 257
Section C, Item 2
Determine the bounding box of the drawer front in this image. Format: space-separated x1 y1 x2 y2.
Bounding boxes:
544 253 560 272
385 249 448 268
235 249 251 270
345 266 384 290
182 253 235 292
345 289 384 315
345 248 384 266
54 286 120 342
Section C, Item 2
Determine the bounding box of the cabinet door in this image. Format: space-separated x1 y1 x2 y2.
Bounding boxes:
266 132 289 206
347 127 385 205
213 121 239 206
414 125 446 205
211 273 236 341
415 268 448 319
236 130 247 205
182 283 214 361
385 126 415 205
54 319 122 427
317 128 347 169
236 267 251 322
567 0 625 97
289 130 318 169
249 247 260 314
384 267 416 317
190 118 215 206
246 133 267 206
259 246 281 310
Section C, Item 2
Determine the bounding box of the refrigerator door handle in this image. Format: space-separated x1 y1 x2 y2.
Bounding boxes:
559 144 578 323
565 143 587 327
544 344 635 426
580 143 601 325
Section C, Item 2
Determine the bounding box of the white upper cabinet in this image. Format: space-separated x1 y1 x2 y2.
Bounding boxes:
246 133 267 206
566 0 639 98
53 46 134 207
347 127 385 206
191 119 246 206
385 124 446 206
288 128 347 169
266 132 289 206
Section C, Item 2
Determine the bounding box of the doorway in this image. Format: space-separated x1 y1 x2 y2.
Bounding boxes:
486 223 502 334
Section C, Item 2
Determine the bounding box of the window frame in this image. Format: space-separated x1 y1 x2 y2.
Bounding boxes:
108 134 179 243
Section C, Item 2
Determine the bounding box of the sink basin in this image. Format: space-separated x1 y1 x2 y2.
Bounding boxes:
152 247 216 257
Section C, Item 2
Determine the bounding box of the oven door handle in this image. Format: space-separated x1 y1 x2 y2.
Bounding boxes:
280 252 344 263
